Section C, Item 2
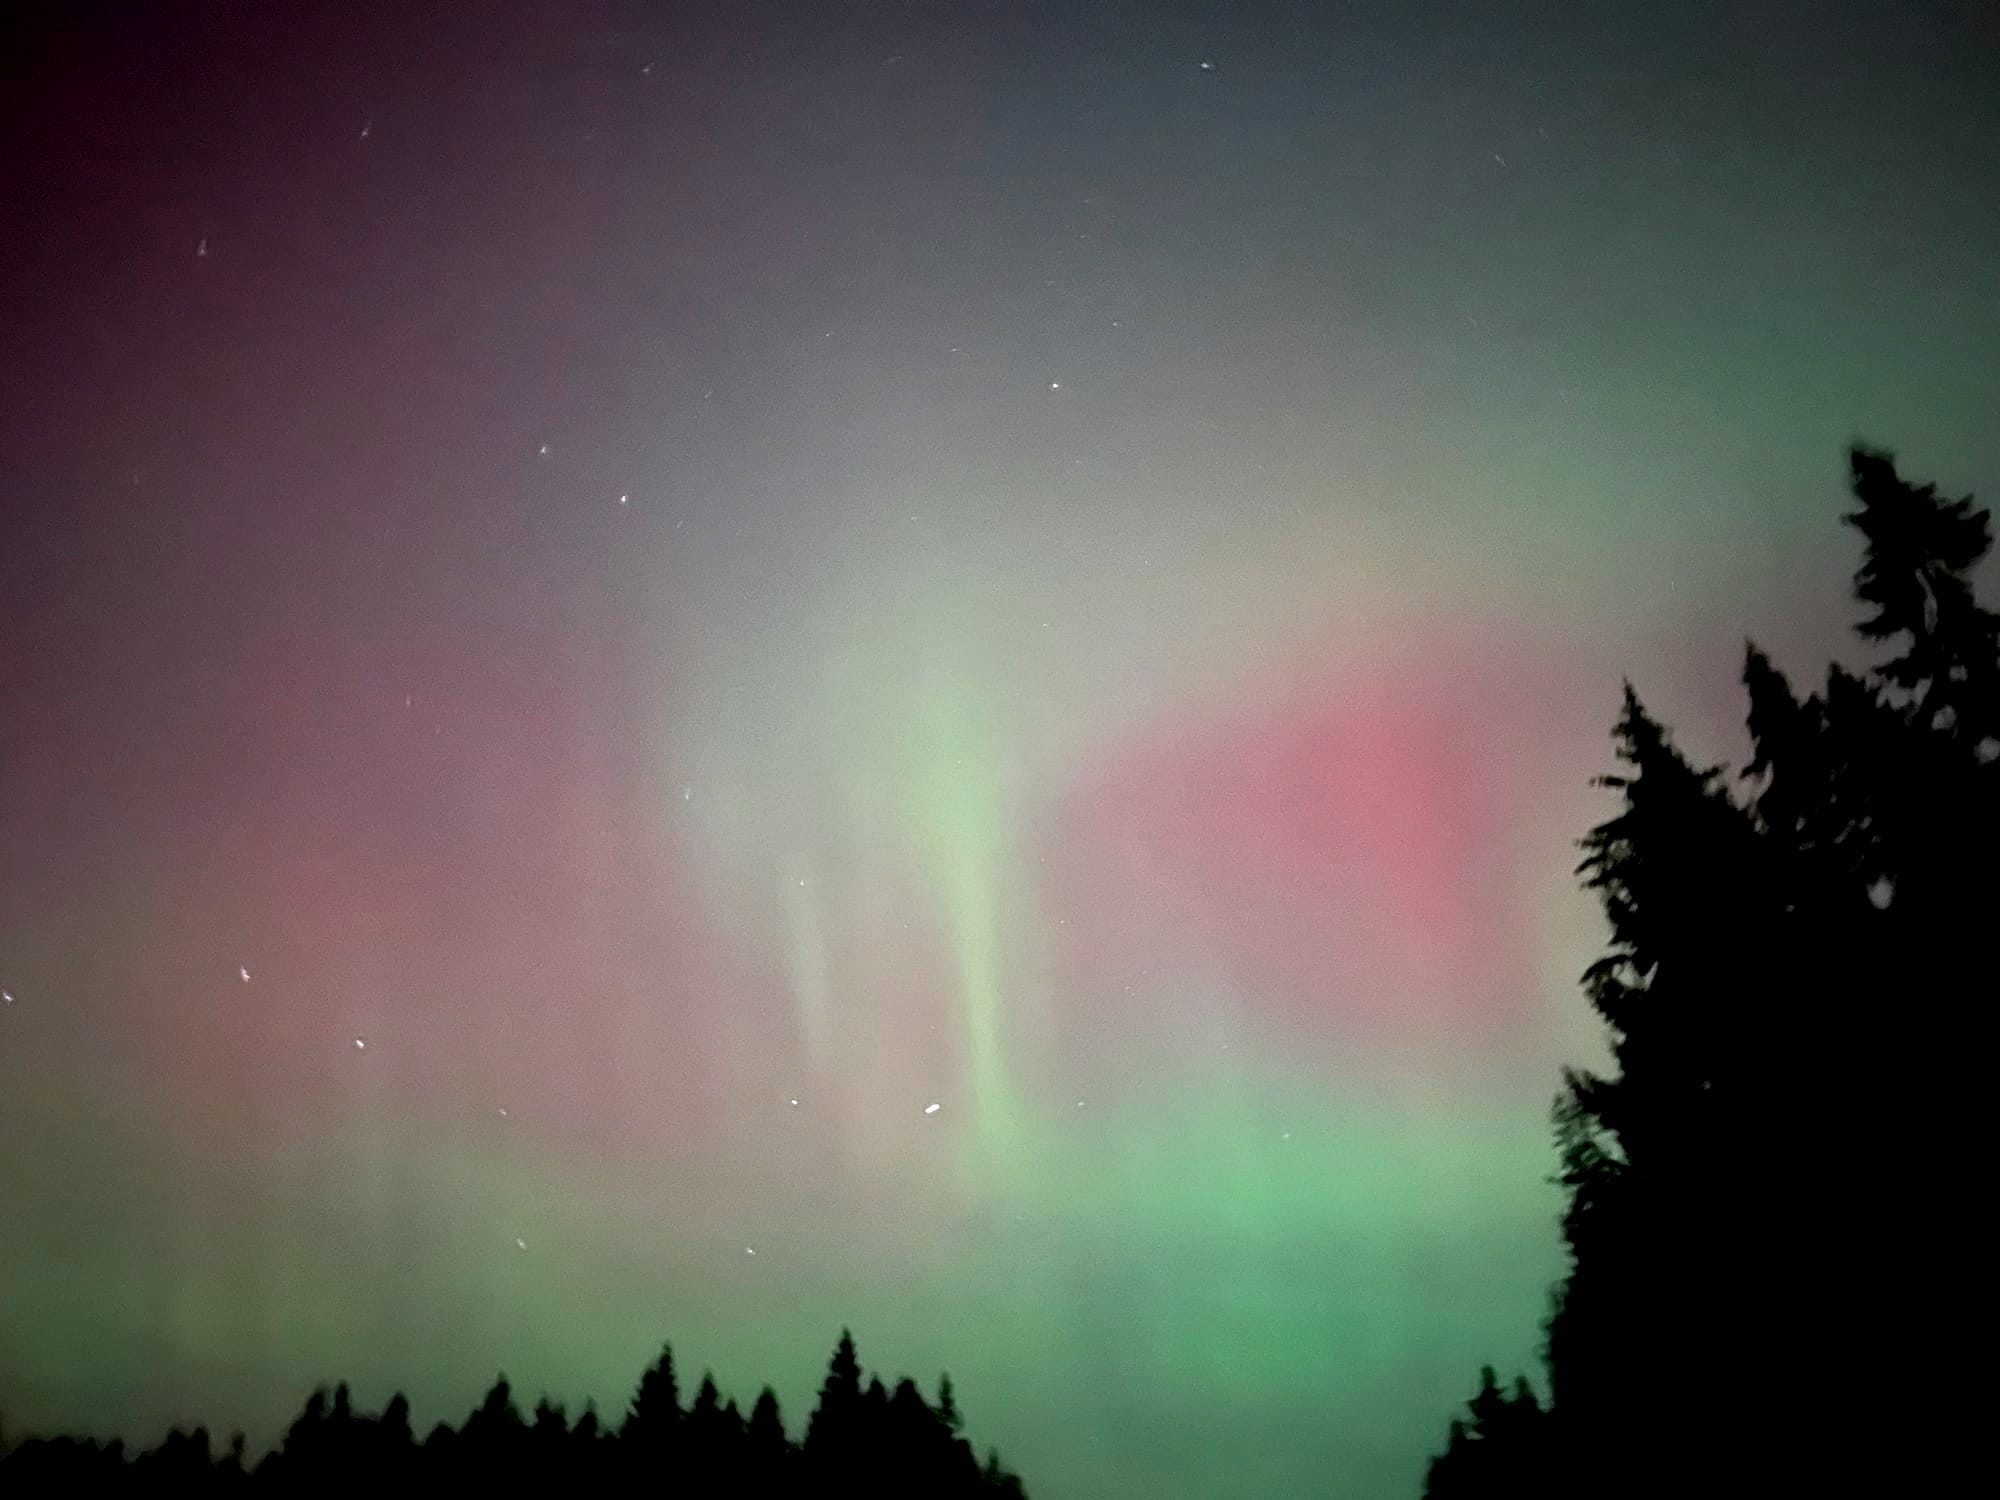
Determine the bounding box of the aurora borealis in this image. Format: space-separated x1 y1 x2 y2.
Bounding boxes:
3 2 1999 1494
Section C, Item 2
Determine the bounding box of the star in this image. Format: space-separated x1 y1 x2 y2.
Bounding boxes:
619 493 629 505
1198 60 1215 71
2 990 12 1005
239 965 251 983
788 1098 799 1106
354 1038 367 1050
744 1246 757 1256
1049 381 1061 390
924 1102 941 1115
538 442 549 456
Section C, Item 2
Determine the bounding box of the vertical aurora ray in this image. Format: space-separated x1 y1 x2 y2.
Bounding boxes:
5 4 1999 1498
906 655 1021 1163
778 849 834 1074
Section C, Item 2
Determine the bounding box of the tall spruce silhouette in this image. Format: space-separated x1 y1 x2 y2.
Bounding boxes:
1427 444 1999 1497
803 1326 866 1474
624 1340 682 1449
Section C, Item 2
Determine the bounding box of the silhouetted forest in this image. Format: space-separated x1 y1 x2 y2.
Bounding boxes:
8 443 1989 1498
0 1329 1026 1495
1427 444 1997 1497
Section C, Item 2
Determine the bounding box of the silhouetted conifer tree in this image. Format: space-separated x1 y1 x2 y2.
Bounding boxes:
744 1385 791 1488
1428 444 1998 1497
567 1399 605 1490
525 1397 568 1485
982 1447 1028 1498
804 1326 865 1475
681 1369 746 1486
1424 1367 1547 1497
620 1339 682 1484
625 1342 680 1428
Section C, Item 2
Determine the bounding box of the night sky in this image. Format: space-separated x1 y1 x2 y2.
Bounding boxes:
3 2 1998 1495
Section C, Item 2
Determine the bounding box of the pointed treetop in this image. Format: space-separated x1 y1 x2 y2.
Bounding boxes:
692 1372 722 1416
381 1392 412 1437
748 1385 786 1444
1844 443 1999 708
824 1329 862 1394
627 1342 682 1432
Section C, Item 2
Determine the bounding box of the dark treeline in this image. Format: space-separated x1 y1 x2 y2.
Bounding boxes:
0 1329 1027 1496
8 442 1987 1499
1427 444 1996 1497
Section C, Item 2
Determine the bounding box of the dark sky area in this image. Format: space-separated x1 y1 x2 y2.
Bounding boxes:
2 3 1997 1495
